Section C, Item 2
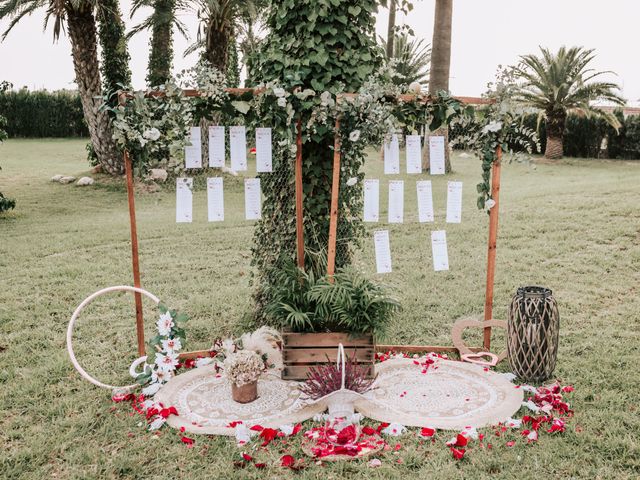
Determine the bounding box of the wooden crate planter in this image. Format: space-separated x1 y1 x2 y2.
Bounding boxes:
282 332 375 381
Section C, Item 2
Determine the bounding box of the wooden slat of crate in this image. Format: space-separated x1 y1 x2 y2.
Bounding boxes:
282 332 375 380
282 332 372 348
283 364 375 381
284 347 373 363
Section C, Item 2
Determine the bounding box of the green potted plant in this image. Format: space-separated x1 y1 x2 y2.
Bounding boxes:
264 257 401 380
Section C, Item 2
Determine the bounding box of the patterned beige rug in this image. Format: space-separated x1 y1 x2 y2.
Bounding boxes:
156 358 523 435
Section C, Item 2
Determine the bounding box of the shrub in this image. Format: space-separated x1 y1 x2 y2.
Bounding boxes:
0 87 88 138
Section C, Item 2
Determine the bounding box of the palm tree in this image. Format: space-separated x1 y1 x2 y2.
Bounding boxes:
129 0 189 87
381 33 430 86
385 0 397 58
1 0 123 174
97 0 131 103
188 0 262 71
514 46 625 159
425 0 453 172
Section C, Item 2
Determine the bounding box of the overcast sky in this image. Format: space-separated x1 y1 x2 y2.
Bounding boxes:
0 0 638 105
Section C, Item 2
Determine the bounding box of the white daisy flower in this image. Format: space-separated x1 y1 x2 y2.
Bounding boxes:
161 337 182 354
151 368 172 384
155 352 179 372
157 311 174 336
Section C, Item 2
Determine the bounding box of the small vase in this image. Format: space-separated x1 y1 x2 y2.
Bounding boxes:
232 380 258 403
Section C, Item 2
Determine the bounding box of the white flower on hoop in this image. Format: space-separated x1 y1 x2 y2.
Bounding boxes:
157 311 174 336
155 352 179 372
485 198 496 210
151 368 172 384
161 337 182 354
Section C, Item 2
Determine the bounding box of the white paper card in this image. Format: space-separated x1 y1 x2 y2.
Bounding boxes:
429 135 446 175
416 180 434 223
230 126 247 171
208 126 225 168
363 179 380 222
184 127 202 169
406 135 422 174
446 181 463 223
207 177 224 222
388 180 404 223
384 134 400 174
431 230 449 271
175 178 193 223
255 127 273 173
374 230 392 274
244 178 262 220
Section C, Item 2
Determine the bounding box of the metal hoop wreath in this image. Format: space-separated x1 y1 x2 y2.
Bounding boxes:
66 285 160 391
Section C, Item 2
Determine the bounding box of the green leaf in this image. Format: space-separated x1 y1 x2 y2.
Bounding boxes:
231 101 251 114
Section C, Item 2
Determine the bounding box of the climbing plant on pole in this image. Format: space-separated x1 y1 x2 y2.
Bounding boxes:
253 0 381 318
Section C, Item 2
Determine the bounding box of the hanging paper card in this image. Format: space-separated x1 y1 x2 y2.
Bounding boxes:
431 230 449 271
406 135 422 174
184 127 202 169
446 181 463 223
429 135 445 175
384 134 400 174
416 180 434 223
208 126 225 168
388 180 404 223
244 178 261 220
207 177 224 222
176 178 193 223
374 230 392 274
255 127 273 173
363 179 380 222
230 126 247 171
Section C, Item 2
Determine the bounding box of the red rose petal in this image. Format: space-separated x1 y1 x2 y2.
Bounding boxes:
450 447 465 460
281 454 295 468
420 427 435 437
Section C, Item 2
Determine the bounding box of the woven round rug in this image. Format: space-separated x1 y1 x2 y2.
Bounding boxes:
154 365 324 435
356 358 523 430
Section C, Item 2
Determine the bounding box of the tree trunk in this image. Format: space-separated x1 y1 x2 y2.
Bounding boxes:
544 109 566 159
425 0 453 172
67 6 123 175
386 0 397 58
97 0 131 97
147 0 176 87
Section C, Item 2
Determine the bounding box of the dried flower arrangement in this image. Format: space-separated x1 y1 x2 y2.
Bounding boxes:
299 353 376 400
223 350 266 387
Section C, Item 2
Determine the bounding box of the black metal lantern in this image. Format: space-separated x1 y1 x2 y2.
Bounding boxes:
507 286 560 383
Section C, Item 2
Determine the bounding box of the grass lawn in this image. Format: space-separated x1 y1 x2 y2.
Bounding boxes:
1 138 639 479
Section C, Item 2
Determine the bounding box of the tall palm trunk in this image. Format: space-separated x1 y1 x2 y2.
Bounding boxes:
147 0 176 87
386 0 396 58
424 0 453 172
97 0 131 97
544 108 566 159
67 6 123 175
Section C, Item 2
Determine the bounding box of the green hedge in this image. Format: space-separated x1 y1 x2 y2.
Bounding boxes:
452 110 640 160
0 88 89 138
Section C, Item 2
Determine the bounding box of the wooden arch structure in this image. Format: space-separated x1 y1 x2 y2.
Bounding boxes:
118 89 501 360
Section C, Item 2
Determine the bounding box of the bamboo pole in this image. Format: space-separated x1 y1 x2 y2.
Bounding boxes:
124 151 146 356
295 118 305 269
483 146 503 350
326 118 341 282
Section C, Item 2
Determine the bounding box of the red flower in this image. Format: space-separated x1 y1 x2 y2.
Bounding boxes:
250 425 264 432
450 447 465 460
455 434 468 447
376 422 390 434
254 463 266 469
547 418 566 434
420 427 435 438
180 436 195 447
562 385 575 393
336 425 358 445
241 453 253 462
281 455 295 468
362 426 377 436
291 423 303 436
259 427 279 446
159 406 178 419
506 440 516 447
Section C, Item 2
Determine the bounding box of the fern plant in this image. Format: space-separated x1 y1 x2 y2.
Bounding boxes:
264 257 401 340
